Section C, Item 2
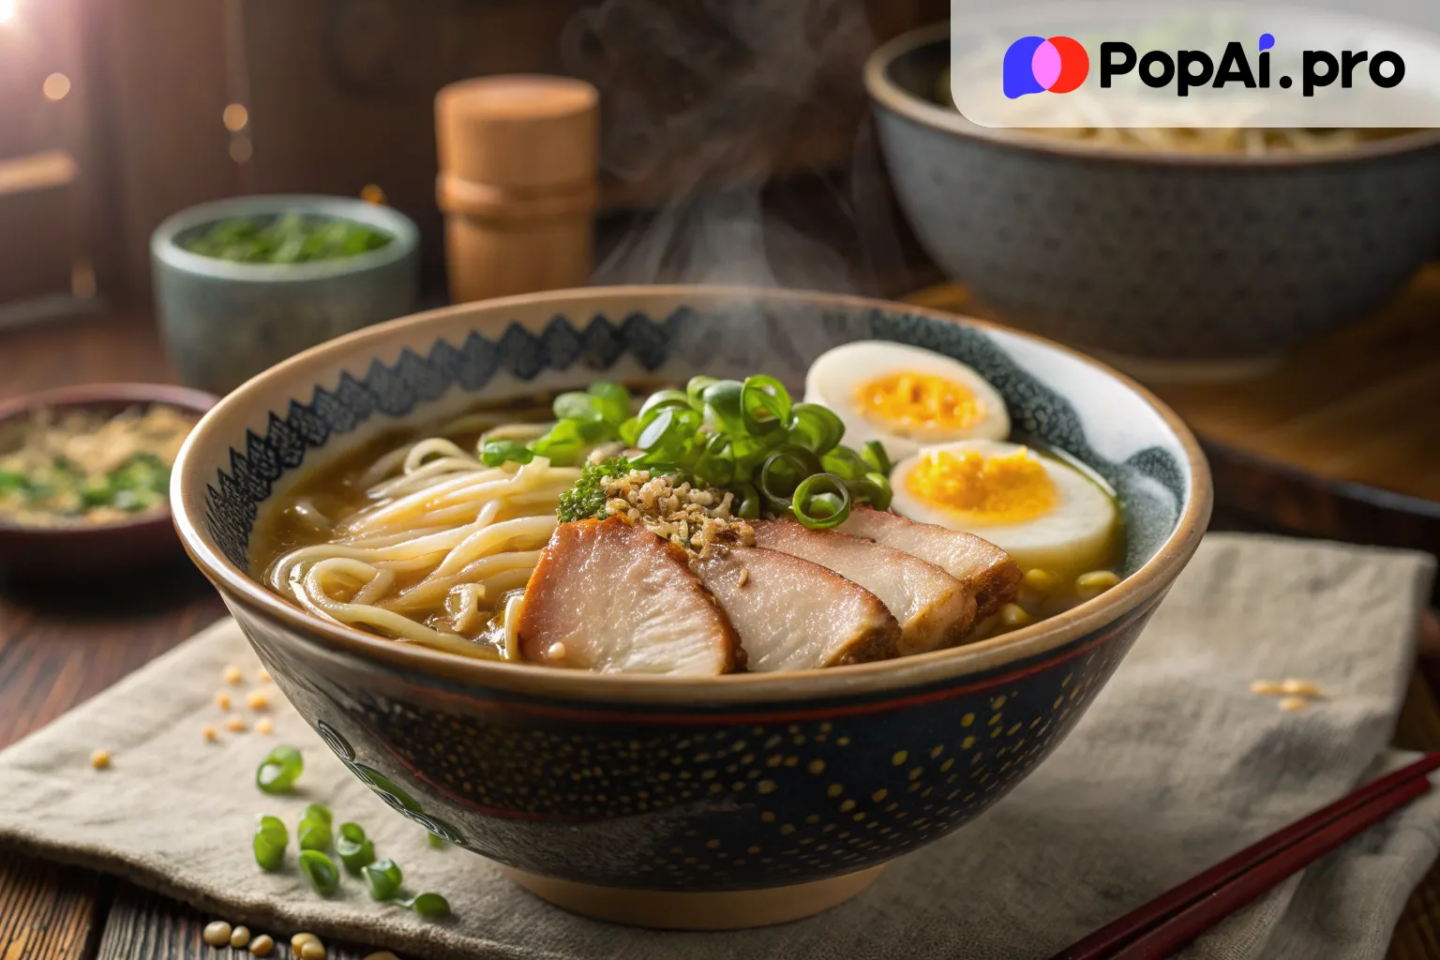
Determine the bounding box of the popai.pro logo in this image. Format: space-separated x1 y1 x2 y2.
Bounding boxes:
1003 36 1091 98
1003 32 1406 99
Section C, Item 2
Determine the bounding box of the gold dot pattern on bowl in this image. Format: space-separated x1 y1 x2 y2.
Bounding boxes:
342 627 1133 887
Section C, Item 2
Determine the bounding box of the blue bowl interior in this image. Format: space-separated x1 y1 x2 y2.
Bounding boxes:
202 297 1190 583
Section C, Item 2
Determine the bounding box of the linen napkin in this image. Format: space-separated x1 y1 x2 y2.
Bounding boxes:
0 533 1437 960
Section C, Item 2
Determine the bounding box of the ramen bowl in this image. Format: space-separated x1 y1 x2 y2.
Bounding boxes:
171 286 1210 928
866 23 1440 368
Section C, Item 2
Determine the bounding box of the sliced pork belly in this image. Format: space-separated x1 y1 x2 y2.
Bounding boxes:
692 546 899 672
517 518 741 676
838 506 1023 619
751 519 976 656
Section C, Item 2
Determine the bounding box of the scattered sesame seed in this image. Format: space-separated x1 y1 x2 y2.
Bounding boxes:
257 668 273 683
254 717 273 735
362 953 400 960
1279 697 1309 712
202 921 232 947
223 665 243 685
90 749 111 770
201 725 218 742
246 689 269 711
546 641 567 660
291 933 319 953
230 925 251 948
1250 680 1284 695
1281 679 1320 697
249 934 275 957
300 942 327 960
225 715 247 733
215 691 232 710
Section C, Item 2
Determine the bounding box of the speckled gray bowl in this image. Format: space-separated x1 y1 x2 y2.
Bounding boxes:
865 24 1440 364
152 195 419 395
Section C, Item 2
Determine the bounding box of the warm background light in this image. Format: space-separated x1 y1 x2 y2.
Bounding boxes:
229 135 253 163
0 0 16 24
222 103 248 132
42 73 71 101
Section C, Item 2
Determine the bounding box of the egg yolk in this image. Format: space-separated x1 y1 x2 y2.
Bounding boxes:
854 372 982 434
905 448 1057 523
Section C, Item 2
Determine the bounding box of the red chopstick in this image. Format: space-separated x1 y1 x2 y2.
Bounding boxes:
1049 752 1440 960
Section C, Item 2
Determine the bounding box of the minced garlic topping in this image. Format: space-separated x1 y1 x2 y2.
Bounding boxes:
603 469 755 558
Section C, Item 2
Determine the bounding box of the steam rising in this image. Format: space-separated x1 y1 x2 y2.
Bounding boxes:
562 0 875 291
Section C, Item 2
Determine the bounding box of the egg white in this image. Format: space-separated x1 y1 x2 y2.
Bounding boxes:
804 341 1009 462
890 439 1117 575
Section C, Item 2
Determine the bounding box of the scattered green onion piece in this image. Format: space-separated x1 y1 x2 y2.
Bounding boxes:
530 419 588 466
427 831 449 849
336 822 375 873
481 440 535 468
587 381 631 426
857 471 893 511
253 815 288 872
821 445 866 480
637 407 701 461
685 376 719 408
303 803 332 825
255 745 303 795
739 375 792 437
787 403 845 455
692 434 736 488
407 892 452 919
298 850 340 895
791 473 853 529
861 440 892 476
363 858 404 901
298 811 332 852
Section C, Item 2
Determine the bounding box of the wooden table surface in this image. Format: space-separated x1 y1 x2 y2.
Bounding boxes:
2 309 1440 959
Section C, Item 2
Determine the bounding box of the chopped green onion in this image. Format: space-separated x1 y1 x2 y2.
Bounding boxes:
733 481 762 519
253 815 288 872
792 473 852 529
363 858 404 901
427 831 449 849
637 389 693 424
587 382 631 425
685 376 718 408
618 416 641 446
739 375 792 437
701 380 745 434
758 448 819 510
481 440 535 468
861 440 892 475
336 822 375 873
851 471 893 512
787 403 845 455
302 803 332 825
407 892 452 919
298 849 340 895
255 745 303 795
553 391 602 423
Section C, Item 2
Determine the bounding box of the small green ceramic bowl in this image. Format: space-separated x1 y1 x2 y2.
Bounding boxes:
151 194 419 396
171 286 1211 929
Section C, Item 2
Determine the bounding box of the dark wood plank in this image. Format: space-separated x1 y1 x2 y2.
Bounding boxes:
0 851 106 960
98 882 373 960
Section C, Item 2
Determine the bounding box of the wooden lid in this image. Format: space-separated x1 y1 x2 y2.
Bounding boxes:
435 75 599 191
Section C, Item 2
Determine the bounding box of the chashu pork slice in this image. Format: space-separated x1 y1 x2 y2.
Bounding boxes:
692 545 900 672
517 518 742 676
751 519 977 656
838 505 1023 620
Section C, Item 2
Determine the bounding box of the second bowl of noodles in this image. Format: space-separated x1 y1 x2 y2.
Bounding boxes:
866 22 1440 368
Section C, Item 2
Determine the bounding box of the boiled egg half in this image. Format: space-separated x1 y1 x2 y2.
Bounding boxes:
805 341 1009 462
889 439 1118 575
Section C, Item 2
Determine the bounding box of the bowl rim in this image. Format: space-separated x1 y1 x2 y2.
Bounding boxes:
0 382 218 537
171 284 1213 704
150 193 420 283
865 21 1440 169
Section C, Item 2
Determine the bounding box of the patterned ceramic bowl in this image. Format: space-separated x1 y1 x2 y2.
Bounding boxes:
866 24 1440 365
171 286 1211 929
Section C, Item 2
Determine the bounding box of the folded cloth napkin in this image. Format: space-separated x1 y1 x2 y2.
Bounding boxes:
0 533 1437 960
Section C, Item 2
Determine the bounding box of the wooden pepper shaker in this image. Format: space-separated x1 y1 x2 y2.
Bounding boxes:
435 75 599 304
